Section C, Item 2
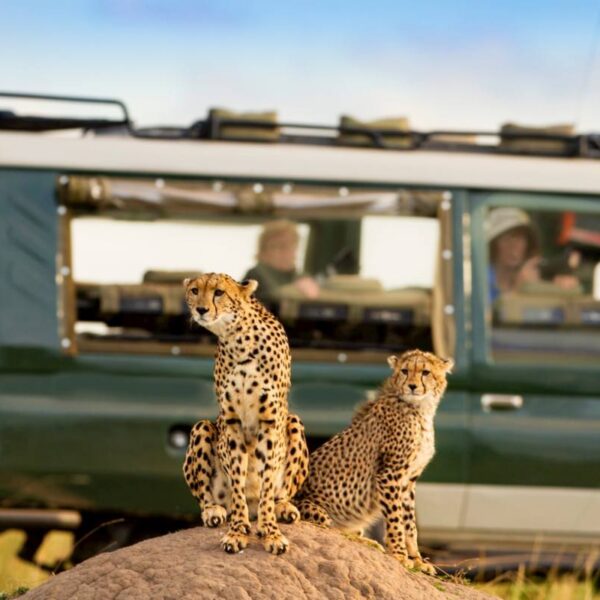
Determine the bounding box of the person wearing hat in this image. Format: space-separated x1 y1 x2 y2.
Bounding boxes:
486 207 542 302
486 207 578 302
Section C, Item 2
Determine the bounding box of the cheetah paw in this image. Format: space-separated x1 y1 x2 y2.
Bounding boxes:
262 531 289 555
202 504 227 528
221 529 248 554
276 502 300 523
392 554 415 570
413 557 436 575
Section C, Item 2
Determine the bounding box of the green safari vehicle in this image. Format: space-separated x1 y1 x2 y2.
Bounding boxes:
0 93 598 565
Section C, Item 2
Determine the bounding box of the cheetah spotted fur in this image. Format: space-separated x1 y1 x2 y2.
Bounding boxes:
294 349 453 574
182 273 309 555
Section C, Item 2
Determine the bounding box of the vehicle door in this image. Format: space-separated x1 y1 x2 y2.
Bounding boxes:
465 191 600 542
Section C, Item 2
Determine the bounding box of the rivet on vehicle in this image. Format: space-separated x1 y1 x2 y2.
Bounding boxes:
213 181 224 191
58 175 69 186
253 183 264 193
337 353 348 363
61 338 72 349
171 346 181 356
282 183 293 194
444 305 455 315
169 430 189 449
442 249 452 260
90 181 102 199
57 205 67 216
155 178 165 188
339 186 349 197
61 266 71 276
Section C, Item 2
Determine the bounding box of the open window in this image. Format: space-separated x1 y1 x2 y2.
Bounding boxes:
484 202 600 365
57 176 452 362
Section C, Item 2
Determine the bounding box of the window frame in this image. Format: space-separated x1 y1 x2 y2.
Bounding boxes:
470 190 600 371
57 173 456 364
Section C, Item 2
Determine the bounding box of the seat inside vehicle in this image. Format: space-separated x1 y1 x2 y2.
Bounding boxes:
66 176 448 360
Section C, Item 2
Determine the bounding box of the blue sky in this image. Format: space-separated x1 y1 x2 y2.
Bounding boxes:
2 0 600 131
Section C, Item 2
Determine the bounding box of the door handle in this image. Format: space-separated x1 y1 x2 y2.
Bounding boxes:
481 394 523 412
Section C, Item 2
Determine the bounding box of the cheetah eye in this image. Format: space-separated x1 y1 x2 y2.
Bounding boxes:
401 368 408 375
191 287 199 296
214 289 224 298
422 369 430 376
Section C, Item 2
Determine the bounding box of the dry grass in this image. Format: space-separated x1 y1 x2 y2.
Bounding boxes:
474 564 600 600
0 530 73 596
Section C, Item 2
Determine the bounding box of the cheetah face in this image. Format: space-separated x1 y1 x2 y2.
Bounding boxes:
183 273 258 334
387 350 453 401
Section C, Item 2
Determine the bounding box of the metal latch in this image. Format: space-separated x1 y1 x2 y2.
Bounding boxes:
481 394 523 412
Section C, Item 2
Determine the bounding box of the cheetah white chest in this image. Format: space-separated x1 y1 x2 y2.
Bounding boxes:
409 426 435 478
228 361 263 439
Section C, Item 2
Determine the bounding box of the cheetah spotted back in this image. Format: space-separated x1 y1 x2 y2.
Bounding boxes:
294 349 453 574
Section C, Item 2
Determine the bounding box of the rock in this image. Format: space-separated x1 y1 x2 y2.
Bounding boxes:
22 522 497 600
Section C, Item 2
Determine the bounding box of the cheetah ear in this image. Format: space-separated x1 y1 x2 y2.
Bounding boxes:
387 355 399 370
239 278 258 299
440 357 454 374
183 278 191 288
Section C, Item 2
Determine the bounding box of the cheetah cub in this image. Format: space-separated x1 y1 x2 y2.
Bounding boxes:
182 273 309 555
294 349 453 574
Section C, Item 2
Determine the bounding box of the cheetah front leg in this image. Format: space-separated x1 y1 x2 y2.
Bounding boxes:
182 420 227 528
219 420 251 554
376 465 413 569
255 419 288 554
275 413 309 524
403 479 436 575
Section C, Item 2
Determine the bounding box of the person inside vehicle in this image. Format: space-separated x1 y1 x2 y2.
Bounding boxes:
487 207 579 302
243 219 320 304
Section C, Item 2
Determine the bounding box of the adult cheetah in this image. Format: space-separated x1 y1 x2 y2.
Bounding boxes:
182 273 308 555
294 349 453 574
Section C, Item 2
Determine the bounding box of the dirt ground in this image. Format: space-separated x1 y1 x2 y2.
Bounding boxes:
21 522 498 600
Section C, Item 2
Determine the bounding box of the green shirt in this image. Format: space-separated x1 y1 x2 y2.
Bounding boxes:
243 263 297 303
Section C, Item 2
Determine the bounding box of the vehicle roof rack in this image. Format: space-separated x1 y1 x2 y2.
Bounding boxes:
144 115 600 159
2 91 599 160
0 91 131 133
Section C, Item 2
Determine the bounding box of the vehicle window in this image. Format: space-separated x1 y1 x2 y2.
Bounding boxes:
485 206 600 365
63 177 444 360
72 219 309 284
360 216 438 290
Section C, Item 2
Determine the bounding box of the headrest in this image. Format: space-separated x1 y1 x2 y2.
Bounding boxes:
143 270 202 284
321 275 383 293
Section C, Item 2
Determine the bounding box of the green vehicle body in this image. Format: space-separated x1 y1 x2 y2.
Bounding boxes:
1 123 599 556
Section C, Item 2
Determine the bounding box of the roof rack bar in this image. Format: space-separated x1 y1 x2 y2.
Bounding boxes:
0 91 131 125
202 117 581 150
205 117 580 141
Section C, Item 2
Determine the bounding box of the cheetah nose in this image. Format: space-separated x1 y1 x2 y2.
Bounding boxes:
408 384 417 392
196 307 209 316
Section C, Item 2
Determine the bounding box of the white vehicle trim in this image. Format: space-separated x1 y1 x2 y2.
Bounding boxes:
416 483 466 529
417 483 600 542
2 132 600 195
462 483 600 535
